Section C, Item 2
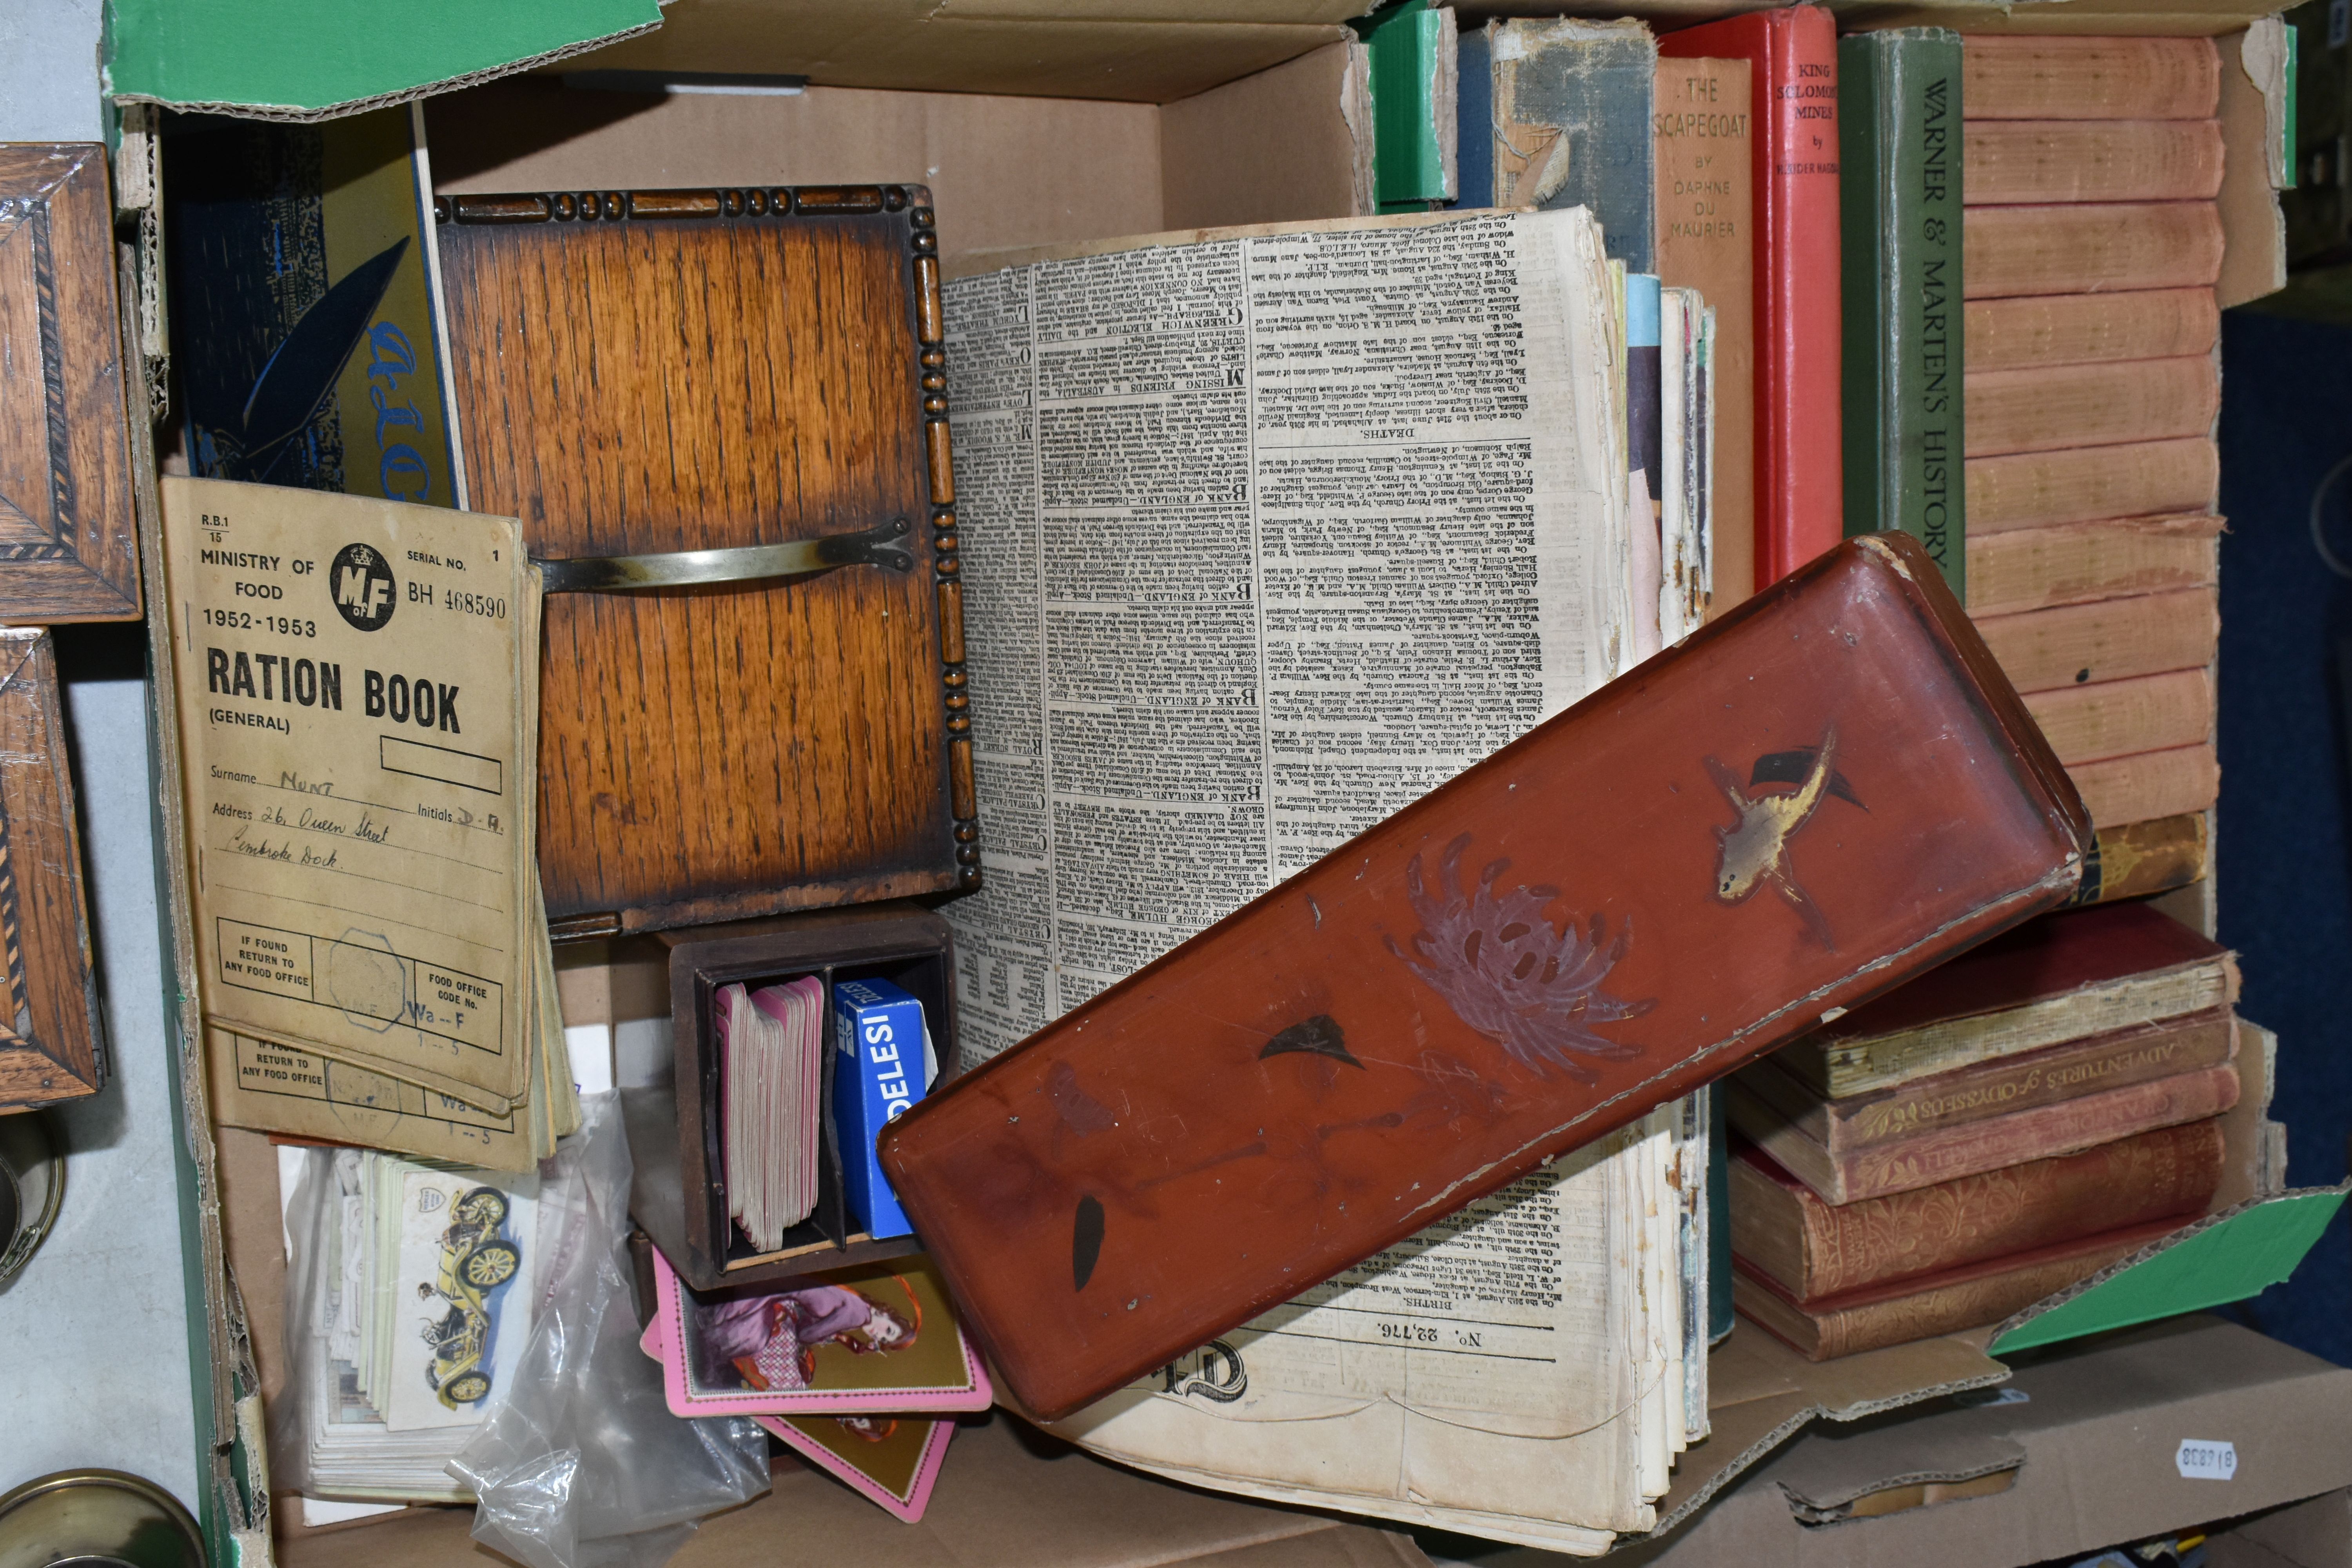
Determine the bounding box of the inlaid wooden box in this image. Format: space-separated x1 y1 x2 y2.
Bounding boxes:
0 145 141 624
621 901 961 1292
0 631 103 1112
433 184 975 936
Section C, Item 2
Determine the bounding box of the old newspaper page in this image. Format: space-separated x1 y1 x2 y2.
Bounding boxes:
162 477 538 1111
943 210 1684 1546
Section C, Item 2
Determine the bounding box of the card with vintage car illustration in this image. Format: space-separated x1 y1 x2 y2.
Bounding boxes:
383 1163 539 1431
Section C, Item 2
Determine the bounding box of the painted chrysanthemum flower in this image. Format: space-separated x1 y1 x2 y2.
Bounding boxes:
1386 833 1654 1085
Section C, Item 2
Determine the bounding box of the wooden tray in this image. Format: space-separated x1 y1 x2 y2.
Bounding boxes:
623 901 960 1291
434 185 975 935
880 533 2094 1419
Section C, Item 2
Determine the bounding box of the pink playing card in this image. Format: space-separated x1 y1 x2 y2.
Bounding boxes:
648 1245 991 1419
757 1412 955 1524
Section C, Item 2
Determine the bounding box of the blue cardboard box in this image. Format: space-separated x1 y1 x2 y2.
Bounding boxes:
831 977 930 1240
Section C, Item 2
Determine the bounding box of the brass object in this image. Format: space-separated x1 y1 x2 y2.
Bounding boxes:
0 1469 203 1568
0 1111 61 1284
533 517 915 593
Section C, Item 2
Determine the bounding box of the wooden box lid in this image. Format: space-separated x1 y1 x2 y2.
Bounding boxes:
434 184 975 935
880 532 2093 1419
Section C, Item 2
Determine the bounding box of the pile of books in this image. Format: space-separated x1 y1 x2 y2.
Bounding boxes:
1962 34 2225 885
1725 902 2239 1359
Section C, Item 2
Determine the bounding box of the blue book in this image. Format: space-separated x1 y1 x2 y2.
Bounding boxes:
1455 17 1657 272
831 978 931 1240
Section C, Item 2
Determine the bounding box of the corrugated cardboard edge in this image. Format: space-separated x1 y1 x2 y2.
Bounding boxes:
1610 1330 2014 1549
108 16 664 124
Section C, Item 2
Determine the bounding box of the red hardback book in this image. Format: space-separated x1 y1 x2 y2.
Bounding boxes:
1732 1213 2186 1359
1738 1006 2238 1154
881 533 2088 1419
1661 5 1844 589
1728 1120 2224 1301
1777 900 2236 1098
1728 1060 2240 1202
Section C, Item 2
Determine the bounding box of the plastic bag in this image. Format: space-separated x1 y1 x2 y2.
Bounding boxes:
450 1093 771 1568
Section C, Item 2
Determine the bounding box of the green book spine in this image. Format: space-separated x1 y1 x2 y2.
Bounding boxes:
1356 0 1455 212
1838 29 1964 599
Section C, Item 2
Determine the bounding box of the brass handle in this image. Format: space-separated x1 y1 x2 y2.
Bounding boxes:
533 517 914 593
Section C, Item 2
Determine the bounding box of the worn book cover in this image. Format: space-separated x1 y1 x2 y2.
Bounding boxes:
1840 29 1965 596
1777 897 2234 1099
1468 18 1659 271
1975 586 2219 695
158 477 543 1112
1962 35 2220 122
1966 513 2219 617
1968 437 2219 534
1729 1118 2223 1301
1964 287 2219 374
1966 201 2224 300
2065 743 2220 831
2024 669 2213 768
1968 356 2218 458
1743 1006 2235 1153
1965 118 2225 205
1733 1214 2184 1359
2058 813 2209 909
1728 1060 2239 1201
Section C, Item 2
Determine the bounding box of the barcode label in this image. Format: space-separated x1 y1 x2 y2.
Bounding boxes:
2176 1439 2238 1480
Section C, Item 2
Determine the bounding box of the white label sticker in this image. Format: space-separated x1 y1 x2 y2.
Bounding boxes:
2176 1439 2238 1480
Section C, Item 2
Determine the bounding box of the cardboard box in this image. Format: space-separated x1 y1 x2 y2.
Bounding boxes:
270 1413 1438 1567
1550 1317 2352 1568
115 3 2311 1562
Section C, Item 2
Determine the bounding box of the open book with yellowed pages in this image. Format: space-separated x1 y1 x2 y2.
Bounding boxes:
939 206 1711 1550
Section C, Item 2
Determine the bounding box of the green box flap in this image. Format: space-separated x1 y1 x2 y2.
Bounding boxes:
1991 1188 2347 1356
106 0 664 120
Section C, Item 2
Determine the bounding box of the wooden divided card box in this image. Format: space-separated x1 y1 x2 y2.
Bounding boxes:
622 902 961 1292
433 184 976 936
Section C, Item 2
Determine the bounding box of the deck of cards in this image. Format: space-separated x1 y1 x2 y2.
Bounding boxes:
637 1246 987 1520
719 978 826 1251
